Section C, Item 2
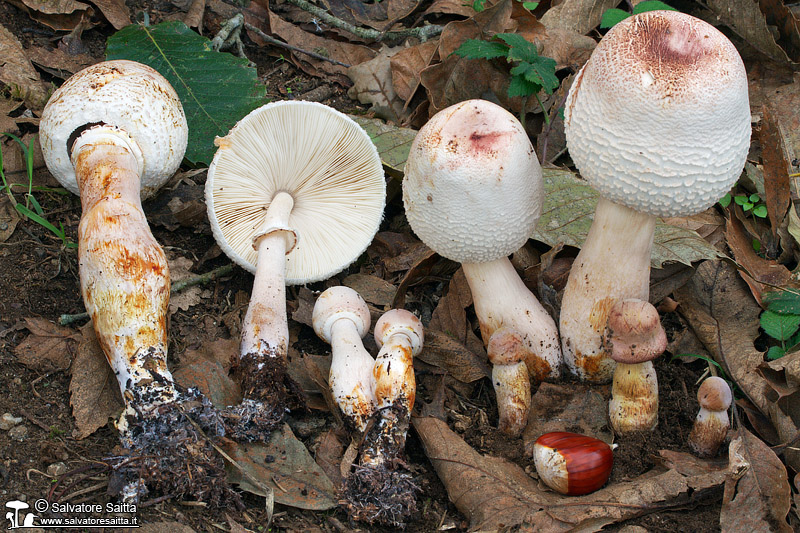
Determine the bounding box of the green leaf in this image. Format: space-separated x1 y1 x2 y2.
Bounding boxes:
452 39 509 60
632 1 678 14
496 33 539 60
718 193 732 207
764 290 800 314
511 59 559 93
106 21 267 166
752 238 762 252
600 9 631 29
760 310 800 341
522 1 539 9
507 75 542 98
734 195 748 206
749 193 761 202
742 202 754 211
531 168 722 267
753 204 768 218
767 345 786 360
350 116 417 175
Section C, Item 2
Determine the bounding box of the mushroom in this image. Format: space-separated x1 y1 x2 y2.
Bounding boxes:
312 285 376 432
560 11 751 382
605 299 666 434
688 376 732 457
39 60 230 503
345 308 423 527
487 327 531 437
402 99 561 390
206 101 385 439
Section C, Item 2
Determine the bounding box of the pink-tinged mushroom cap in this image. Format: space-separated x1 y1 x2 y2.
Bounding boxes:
312 285 371 343
606 299 667 364
565 11 750 217
402 99 543 264
39 60 188 199
374 309 424 355
697 376 732 412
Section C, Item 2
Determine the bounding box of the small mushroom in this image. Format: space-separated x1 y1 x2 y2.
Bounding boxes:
312 286 376 432
560 11 751 382
487 327 532 437
206 101 385 439
688 376 732 457
39 60 229 503
605 299 666 434
403 99 561 389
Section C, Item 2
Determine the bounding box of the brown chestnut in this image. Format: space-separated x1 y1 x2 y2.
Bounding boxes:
532 432 614 495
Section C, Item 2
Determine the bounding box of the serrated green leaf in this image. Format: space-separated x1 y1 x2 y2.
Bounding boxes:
531 169 722 267
452 39 509 60
764 290 800 314
350 115 417 175
767 346 786 360
600 9 631 29
513 59 559 93
497 33 539 61
632 0 678 14
507 75 542 98
760 310 800 341
106 21 267 166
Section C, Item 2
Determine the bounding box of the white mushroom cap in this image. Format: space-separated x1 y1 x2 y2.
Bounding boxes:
403 99 543 264
564 11 750 217
374 309 424 355
205 101 385 284
312 286 371 343
39 60 188 199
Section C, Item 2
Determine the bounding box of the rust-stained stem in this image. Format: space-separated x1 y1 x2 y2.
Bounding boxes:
329 318 377 433
72 128 176 435
240 191 296 360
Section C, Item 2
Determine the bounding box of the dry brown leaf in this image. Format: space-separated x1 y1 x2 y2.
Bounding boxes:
19 0 89 14
391 244 438 307
418 329 489 383
136 523 197 533
424 0 477 17
759 351 800 471
522 382 612 456
413 415 730 531
323 0 387 31
389 40 438 103
760 104 793 241
13 317 79 371
0 23 49 109
173 339 241 409
0 96 22 133
183 0 206 28
347 46 406 121
674 261 770 414
539 0 619 36
0 196 20 243
86 0 130 29
706 0 796 64
342 273 396 307
10 0 94 31
757 0 800 61
766 81 800 193
721 428 793 533
69 323 124 439
538 27 596 70
27 45 95 79
429 268 486 358
725 214 794 306
315 428 346 487
662 208 726 249
168 256 207 313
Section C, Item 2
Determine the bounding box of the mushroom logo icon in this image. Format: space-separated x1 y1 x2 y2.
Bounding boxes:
5 500 37 529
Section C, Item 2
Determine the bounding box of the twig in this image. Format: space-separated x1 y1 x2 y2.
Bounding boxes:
284 0 443 43
58 263 235 325
243 22 351 67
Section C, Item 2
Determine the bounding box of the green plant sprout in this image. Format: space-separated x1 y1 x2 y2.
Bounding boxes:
760 290 800 360
718 192 768 218
600 0 677 29
453 33 559 126
470 0 538 13
0 133 77 249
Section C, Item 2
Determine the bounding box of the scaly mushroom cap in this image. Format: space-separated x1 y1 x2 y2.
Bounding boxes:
312 286 371 343
39 60 188 199
374 309 424 355
564 11 750 217
605 299 666 364
205 101 385 284
403 99 543 263
697 376 732 412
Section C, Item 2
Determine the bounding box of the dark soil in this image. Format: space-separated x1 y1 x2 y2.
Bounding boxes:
0 1 727 532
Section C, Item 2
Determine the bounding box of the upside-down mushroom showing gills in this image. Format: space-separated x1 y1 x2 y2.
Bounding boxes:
39 60 231 504
561 11 751 382
205 101 385 441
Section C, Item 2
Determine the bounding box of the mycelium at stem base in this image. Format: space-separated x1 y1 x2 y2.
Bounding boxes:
461 257 561 382
227 191 303 442
560 198 656 383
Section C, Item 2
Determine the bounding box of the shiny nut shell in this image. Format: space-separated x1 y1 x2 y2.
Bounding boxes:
533 432 613 496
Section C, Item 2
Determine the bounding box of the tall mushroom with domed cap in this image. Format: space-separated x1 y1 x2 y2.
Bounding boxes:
403 99 561 396
206 100 385 440
561 11 751 382
39 60 232 504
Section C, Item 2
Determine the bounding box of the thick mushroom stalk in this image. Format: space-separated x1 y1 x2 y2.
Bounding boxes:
403 99 562 391
605 299 666 434
688 376 732 457
487 327 532 437
40 61 231 505
561 11 751 382
206 101 385 441
312 286 376 432
345 308 422 527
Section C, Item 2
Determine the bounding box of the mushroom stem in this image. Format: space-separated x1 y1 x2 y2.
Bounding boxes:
73 128 177 416
560 198 655 382
329 318 377 432
240 191 296 360
487 327 531 437
461 257 561 382
609 361 658 433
